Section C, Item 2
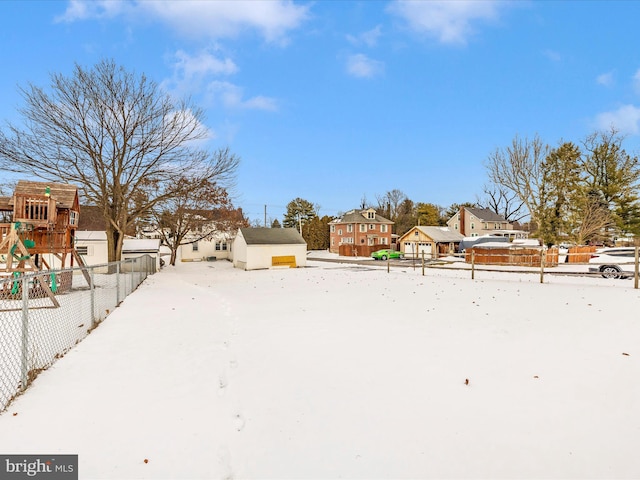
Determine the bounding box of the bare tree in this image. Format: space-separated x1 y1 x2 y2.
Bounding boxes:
375 189 408 220
476 183 527 223
150 174 248 266
485 134 547 226
0 59 239 261
570 193 615 245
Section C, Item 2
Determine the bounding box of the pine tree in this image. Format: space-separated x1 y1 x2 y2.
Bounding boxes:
283 198 317 231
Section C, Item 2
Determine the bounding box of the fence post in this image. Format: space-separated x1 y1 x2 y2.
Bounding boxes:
116 261 121 305
421 250 425 276
540 247 545 284
90 268 96 329
635 246 639 290
471 251 475 280
21 275 29 391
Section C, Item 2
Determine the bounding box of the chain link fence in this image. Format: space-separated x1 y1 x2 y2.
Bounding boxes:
0 255 156 412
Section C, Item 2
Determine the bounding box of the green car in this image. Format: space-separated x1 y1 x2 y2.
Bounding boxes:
371 249 404 260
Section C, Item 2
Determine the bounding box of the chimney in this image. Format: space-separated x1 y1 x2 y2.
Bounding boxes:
460 207 465 236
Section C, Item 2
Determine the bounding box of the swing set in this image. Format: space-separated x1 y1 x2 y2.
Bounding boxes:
0 181 89 308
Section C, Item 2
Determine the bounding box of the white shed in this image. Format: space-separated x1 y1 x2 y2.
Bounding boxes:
233 228 307 270
122 238 162 271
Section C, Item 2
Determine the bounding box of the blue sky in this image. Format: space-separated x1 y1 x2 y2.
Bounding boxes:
2 1 640 224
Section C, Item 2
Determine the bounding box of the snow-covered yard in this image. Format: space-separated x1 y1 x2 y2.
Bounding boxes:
1 258 639 479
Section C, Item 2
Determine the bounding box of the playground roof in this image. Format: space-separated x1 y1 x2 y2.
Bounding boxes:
14 181 79 209
0 197 11 211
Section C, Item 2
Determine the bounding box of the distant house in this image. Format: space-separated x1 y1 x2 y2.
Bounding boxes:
446 207 528 239
328 208 394 256
178 233 234 262
233 227 307 270
75 205 161 270
398 226 464 258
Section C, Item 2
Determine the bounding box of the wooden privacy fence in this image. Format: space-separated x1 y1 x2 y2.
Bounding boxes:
465 247 559 267
567 246 597 263
338 244 388 257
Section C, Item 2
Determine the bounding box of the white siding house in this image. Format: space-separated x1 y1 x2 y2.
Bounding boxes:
75 231 161 270
233 228 307 271
178 234 233 262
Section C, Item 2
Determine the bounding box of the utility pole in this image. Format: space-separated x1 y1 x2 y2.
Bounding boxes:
264 205 267 227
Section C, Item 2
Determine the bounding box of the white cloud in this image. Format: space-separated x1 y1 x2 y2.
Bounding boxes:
633 69 640 94
387 0 503 45
55 0 129 22
346 25 383 47
161 49 238 99
542 49 562 62
346 54 384 78
595 104 640 135
56 0 309 43
596 71 614 87
207 81 278 111
174 49 238 78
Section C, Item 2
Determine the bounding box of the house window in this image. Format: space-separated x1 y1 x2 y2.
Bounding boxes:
367 211 375 219
338 229 343 235
369 224 375 230
495 223 499 229
368 238 375 246
454 224 458 230
484 223 488 229
70 211 78 225
222 243 228 251
414 231 419 236
381 225 387 233
347 224 353 233
381 237 387 245
331 238 335 246
359 224 366 232
192 242 199 252
215 243 221 251
330 225 335 233
471 223 475 230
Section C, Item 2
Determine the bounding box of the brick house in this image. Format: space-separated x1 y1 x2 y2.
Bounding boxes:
328 208 394 256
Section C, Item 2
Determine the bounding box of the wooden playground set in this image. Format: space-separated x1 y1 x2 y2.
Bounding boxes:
0 180 89 307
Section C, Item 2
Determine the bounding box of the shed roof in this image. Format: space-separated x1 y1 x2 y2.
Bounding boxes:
123 238 161 253
14 180 79 209
240 227 306 245
415 226 464 242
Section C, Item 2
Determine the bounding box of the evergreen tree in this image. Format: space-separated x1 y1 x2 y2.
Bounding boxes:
302 215 331 250
283 197 317 231
416 202 445 226
393 198 416 237
537 142 582 245
580 129 640 238
271 219 281 228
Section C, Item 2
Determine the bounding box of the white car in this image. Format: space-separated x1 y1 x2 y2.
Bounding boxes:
588 247 638 279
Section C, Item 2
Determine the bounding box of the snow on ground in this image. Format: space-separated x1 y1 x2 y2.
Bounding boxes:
1 257 640 479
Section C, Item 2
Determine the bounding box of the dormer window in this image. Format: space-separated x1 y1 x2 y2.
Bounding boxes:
367 210 375 219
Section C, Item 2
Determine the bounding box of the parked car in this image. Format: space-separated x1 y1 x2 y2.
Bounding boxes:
588 247 638 279
371 249 404 260
458 235 509 253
